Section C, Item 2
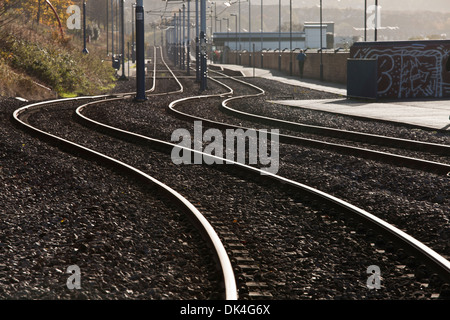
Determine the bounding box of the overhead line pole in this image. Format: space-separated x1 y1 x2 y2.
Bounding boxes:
375 0 378 41
119 0 127 80
196 0 200 82
174 12 178 66
182 4 186 70
249 0 251 66
132 3 136 63
179 9 182 67
111 0 114 66
261 0 263 68
319 0 323 82
82 1 88 54
187 0 191 76
135 0 147 101
200 0 207 91
364 0 367 41
278 0 281 71
238 0 241 64
290 0 292 76
230 13 237 64
107 0 109 56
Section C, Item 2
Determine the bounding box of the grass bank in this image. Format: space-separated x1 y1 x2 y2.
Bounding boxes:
0 21 116 100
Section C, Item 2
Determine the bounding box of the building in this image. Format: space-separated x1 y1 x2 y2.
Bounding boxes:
212 22 334 52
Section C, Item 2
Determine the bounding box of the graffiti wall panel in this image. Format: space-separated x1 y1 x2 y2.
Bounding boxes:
351 41 450 99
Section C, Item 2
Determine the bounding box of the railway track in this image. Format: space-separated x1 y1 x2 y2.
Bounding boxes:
171 69 449 176
77 95 450 298
11 47 236 300
10 46 450 300
76 51 450 297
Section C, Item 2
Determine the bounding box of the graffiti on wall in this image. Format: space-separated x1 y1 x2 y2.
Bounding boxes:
351 41 450 99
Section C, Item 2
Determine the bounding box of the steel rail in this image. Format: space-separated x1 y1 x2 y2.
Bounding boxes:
223 100 450 156
209 71 450 157
151 46 184 96
74 89 450 285
11 48 237 300
71 58 450 284
168 69 450 175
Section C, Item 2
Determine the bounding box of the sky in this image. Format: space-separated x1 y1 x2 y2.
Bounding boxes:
247 0 450 13
147 0 450 13
139 0 450 40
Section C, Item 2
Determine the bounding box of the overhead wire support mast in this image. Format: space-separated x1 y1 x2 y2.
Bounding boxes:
82 1 88 54
196 0 201 82
187 0 191 76
179 9 182 68
119 0 127 80
111 0 115 67
182 4 186 70
200 0 207 91
319 0 324 82
174 12 178 66
135 0 147 102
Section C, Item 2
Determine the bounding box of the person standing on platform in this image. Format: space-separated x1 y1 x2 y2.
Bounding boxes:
296 50 307 79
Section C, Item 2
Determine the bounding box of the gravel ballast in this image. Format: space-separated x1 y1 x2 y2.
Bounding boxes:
1 57 449 300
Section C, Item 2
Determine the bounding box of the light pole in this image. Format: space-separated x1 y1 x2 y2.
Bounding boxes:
111 0 114 64
210 6 213 43
187 0 191 76
278 0 281 71
182 4 185 70
196 0 200 82
364 0 367 41
179 9 182 67
230 13 238 64
119 0 127 80
214 2 217 35
106 0 109 56
238 0 241 64
289 0 292 76
224 17 229 38
260 0 263 68
374 0 378 41
132 3 135 63
319 0 323 82
223 17 229 63
82 1 88 54
249 0 251 66
200 0 207 91
174 12 178 66
135 0 147 102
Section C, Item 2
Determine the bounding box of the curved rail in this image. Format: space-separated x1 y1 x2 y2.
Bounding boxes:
74 74 450 284
11 48 237 300
169 69 450 175
209 70 450 157
221 95 450 157
151 46 183 96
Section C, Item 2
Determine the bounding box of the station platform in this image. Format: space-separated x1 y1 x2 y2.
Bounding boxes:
212 63 450 132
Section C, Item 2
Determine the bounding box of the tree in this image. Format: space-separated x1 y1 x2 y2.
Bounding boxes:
0 0 21 28
87 0 109 31
3 0 75 28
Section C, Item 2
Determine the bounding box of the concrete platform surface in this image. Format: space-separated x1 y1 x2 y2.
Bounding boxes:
269 98 450 131
213 63 450 131
213 63 347 96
